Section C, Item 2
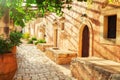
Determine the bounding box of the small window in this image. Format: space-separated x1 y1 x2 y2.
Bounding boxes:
107 15 117 38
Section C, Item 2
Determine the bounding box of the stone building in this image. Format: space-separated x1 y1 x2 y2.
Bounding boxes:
24 0 120 79
24 0 120 62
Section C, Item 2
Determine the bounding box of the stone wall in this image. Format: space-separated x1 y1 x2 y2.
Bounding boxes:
61 0 120 62
23 0 120 62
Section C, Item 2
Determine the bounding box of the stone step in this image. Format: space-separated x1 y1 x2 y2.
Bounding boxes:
37 43 53 52
71 57 120 80
45 47 77 64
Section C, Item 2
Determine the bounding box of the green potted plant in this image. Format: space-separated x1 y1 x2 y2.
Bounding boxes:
0 31 22 80
10 31 22 54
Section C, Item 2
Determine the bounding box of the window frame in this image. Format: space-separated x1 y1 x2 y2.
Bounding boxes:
100 8 120 45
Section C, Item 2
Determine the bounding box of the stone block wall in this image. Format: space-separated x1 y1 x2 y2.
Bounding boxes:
71 57 120 80
61 0 120 62
23 0 120 63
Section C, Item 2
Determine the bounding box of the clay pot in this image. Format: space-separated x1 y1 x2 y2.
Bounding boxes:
11 46 17 54
0 53 17 80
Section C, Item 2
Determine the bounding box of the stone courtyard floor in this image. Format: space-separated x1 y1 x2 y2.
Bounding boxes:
13 44 76 80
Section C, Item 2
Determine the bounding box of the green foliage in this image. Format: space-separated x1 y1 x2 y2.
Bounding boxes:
31 37 37 41
0 0 73 27
109 0 113 3
28 39 33 44
0 0 25 27
10 7 26 27
27 37 37 44
35 39 46 45
0 37 13 54
10 31 22 46
22 33 30 40
0 31 22 54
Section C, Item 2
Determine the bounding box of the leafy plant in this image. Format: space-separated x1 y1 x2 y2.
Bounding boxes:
0 37 13 54
10 31 22 46
27 37 37 44
28 39 33 44
35 39 46 45
0 31 22 54
0 0 73 27
31 37 37 41
22 33 30 40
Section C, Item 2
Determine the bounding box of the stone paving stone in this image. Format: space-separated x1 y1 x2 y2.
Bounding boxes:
13 44 76 80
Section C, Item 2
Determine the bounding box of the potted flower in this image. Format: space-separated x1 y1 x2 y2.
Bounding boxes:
0 31 22 80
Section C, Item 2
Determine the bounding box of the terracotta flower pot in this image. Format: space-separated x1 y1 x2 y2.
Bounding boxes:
0 53 17 80
11 46 17 54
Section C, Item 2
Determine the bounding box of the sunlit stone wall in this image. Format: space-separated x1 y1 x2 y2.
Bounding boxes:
61 0 120 62
24 0 120 62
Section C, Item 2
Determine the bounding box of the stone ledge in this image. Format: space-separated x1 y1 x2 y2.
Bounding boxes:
45 48 77 64
37 43 53 52
70 57 120 80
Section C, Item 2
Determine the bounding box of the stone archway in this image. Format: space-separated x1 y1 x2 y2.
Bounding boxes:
82 25 89 57
78 21 93 57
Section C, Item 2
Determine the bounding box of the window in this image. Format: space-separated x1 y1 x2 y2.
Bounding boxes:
100 7 120 45
107 15 117 38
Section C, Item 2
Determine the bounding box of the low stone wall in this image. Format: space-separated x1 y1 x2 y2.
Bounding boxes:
70 57 120 80
45 48 77 64
37 43 53 52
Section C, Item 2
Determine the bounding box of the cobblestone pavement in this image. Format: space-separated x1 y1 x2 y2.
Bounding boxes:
13 44 76 80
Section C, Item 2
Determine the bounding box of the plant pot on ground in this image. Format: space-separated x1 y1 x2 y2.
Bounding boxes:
0 31 22 80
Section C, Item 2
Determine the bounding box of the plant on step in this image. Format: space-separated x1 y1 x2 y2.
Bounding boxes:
27 37 37 44
22 33 30 40
31 37 37 41
28 39 33 44
35 39 46 45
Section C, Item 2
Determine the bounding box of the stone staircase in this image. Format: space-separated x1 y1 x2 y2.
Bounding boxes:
70 57 120 80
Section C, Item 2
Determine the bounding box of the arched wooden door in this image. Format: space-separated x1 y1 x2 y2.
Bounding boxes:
82 25 90 57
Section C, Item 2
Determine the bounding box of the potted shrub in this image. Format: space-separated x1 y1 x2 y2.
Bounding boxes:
10 31 22 54
0 31 22 80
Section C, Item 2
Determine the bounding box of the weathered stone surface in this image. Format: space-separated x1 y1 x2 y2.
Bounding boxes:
37 43 53 52
13 44 76 80
71 57 120 80
45 48 77 64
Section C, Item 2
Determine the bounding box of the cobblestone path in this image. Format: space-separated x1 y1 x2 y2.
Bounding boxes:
13 44 76 80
